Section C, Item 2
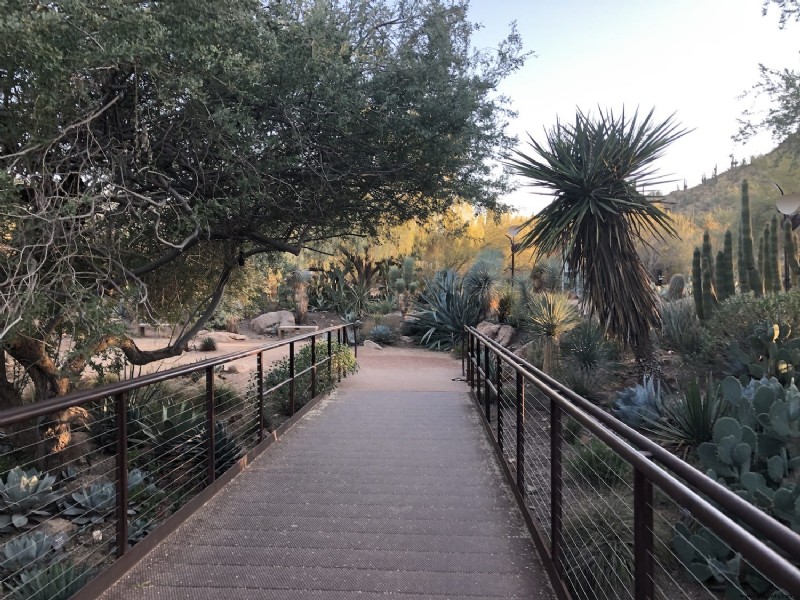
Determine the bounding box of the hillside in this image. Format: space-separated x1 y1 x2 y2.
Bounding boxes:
663 133 800 232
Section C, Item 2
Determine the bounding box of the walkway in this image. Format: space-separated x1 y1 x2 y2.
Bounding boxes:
101 346 554 599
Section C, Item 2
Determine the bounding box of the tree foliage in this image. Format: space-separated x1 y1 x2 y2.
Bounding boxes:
507 108 687 371
0 0 524 404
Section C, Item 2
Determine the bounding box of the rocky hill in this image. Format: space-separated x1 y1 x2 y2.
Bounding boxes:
662 134 800 231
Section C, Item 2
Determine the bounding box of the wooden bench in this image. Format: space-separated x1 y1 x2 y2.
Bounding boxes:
277 325 318 340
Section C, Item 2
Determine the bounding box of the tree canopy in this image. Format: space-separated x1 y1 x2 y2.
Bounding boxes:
0 0 525 402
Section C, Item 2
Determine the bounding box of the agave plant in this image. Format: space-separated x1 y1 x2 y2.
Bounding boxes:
506 108 687 372
0 468 59 532
62 483 116 525
128 517 156 546
1 532 57 576
138 401 204 455
408 270 481 350
187 422 244 478
647 379 728 450
14 559 92 600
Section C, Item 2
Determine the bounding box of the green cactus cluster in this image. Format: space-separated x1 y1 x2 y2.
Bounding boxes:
728 321 800 384
697 375 800 532
673 523 744 595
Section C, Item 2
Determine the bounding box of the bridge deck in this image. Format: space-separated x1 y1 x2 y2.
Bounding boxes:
102 347 554 599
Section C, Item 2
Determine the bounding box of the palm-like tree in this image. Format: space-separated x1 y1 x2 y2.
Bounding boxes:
525 292 580 374
506 108 688 372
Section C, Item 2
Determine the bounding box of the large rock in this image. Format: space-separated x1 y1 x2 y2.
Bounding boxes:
475 321 515 348
250 311 295 334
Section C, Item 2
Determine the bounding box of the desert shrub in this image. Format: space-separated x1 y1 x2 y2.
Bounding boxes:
224 315 239 334
261 342 357 416
368 325 393 345
568 437 630 487
368 299 394 316
660 297 704 358
704 289 800 354
214 383 244 413
563 417 583 446
199 337 217 352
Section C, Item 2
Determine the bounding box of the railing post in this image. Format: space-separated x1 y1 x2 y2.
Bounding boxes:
634 461 655 600
476 338 482 406
311 335 317 399
467 332 473 387
516 369 525 495
206 367 215 485
289 341 296 416
551 399 562 575
352 323 358 359
114 392 128 558
327 330 333 383
257 351 264 443
461 333 465 376
496 354 503 452
337 327 342 383
484 344 491 422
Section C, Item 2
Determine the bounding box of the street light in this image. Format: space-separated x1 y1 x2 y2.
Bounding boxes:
506 225 525 288
775 186 800 291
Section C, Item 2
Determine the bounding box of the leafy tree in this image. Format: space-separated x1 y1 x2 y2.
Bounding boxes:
738 1 800 141
0 0 525 414
506 108 687 372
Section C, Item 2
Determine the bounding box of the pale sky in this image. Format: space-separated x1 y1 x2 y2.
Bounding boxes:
468 0 799 213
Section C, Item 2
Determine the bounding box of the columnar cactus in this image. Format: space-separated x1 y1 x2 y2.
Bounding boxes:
769 216 781 293
692 248 704 320
702 230 716 289
740 180 763 296
721 230 736 299
715 251 728 302
701 256 717 320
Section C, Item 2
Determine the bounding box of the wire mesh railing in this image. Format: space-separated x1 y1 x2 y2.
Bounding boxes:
465 326 800 600
0 324 354 600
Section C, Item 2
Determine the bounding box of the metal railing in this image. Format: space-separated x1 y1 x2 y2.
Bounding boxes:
0 323 355 600
464 326 800 600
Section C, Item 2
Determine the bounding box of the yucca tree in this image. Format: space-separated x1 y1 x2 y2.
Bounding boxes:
506 108 688 373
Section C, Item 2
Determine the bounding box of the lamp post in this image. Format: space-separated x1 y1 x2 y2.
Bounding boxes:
506 225 524 288
775 188 800 291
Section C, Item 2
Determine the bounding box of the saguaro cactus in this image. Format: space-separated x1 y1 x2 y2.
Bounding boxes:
722 230 736 300
692 248 704 320
769 215 781 293
715 251 729 302
701 256 718 319
740 180 762 296
702 230 716 289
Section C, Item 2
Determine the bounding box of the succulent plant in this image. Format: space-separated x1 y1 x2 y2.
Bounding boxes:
138 402 204 455
368 324 392 345
672 523 745 595
612 376 663 428
13 559 92 600
0 468 59 532
697 417 756 483
187 422 244 478
1 532 56 575
128 517 156 546
62 483 116 525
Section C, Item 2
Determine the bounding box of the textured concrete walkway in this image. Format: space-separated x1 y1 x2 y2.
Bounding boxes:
102 347 554 599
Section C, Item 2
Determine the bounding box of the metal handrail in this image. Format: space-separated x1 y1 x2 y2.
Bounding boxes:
0 323 354 569
465 325 800 599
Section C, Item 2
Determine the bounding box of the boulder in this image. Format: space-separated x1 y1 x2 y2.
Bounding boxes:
475 321 516 348
250 311 295 335
363 340 383 350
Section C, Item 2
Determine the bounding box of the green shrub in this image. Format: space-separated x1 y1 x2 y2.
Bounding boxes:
368 325 393 345
199 337 217 352
704 290 800 355
568 438 630 487
214 383 244 413
261 342 357 416
368 299 395 316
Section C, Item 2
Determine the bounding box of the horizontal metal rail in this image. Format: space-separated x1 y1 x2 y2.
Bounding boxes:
0 323 355 600
465 325 800 599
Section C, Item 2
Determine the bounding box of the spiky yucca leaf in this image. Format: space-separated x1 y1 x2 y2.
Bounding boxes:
506 108 687 369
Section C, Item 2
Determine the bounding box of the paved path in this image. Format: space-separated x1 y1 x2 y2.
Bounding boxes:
102 346 554 599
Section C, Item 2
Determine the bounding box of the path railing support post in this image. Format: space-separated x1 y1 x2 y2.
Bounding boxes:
634 462 655 600
289 341 296 416
114 392 128 558
257 352 264 443
516 370 525 495
496 354 503 452
206 367 216 485
551 399 562 575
